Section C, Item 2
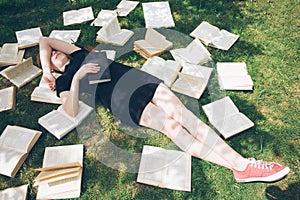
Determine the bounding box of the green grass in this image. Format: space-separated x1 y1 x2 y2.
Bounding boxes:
0 0 299 199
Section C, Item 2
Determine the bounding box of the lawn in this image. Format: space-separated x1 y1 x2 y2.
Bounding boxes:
0 0 299 199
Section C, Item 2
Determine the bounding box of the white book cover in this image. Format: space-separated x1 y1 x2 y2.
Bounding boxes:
15 27 43 49
91 9 117 27
63 6 94 26
38 101 93 139
49 30 81 43
202 96 254 138
142 1 175 28
170 39 211 65
116 0 139 16
217 62 253 90
137 145 191 191
141 56 181 87
36 144 83 199
0 184 28 200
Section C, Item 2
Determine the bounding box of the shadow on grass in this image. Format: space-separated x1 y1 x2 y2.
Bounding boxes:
265 182 300 200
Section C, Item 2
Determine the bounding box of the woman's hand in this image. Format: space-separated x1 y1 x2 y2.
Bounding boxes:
43 71 56 91
75 63 100 80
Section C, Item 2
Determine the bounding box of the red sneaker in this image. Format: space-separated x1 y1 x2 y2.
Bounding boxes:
233 158 290 183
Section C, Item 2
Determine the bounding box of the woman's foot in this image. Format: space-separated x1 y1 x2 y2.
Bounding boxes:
233 158 290 183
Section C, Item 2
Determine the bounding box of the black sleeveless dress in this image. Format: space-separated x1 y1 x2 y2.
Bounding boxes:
56 49 163 126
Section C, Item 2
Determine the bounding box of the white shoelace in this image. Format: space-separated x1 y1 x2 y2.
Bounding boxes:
248 158 274 170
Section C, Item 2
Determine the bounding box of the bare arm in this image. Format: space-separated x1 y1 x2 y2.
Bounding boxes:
59 63 100 117
39 37 81 90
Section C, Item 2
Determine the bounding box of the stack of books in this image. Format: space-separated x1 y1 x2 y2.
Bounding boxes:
134 28 173 59
217 62 253 90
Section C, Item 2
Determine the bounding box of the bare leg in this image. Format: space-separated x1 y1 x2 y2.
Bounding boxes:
142 83 247 169
139 102 233 169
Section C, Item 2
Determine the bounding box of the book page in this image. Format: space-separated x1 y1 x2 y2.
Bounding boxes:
36 171 82 199
137 145 191 191
42 144 84 168
34 167 81 186
145 28 172 50
9 63 42 88
38 110 76 139
218 75 253 90
0 125 41 152
0 184 28 200
211 30 239 50
116 0 139 16
141 57 181 87
171 73 206 99
217 62 248 76
170 39 211 65
212 113 254 138
0 146 26 177
97 17 121 40
63 6 94 26
181 62 213 80
0 86 15 112
36 144 84 198
49 30 81 43
190 21 220 45
202 96 240 123
107 29 134 46
142 2 175 28
0 43 18 64
15 27 42 48
91 9 117 26
31 86 61 104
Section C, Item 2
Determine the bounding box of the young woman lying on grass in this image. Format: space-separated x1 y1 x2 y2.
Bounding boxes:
39 36 290 183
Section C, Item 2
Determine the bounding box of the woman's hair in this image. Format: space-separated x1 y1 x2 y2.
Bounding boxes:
36 49 71 74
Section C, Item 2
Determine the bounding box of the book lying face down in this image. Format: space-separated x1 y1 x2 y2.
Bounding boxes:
82 51 112 84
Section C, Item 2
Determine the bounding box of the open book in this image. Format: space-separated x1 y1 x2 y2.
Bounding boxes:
82 51 111 84
96 17 134 46
190 21 239 51
31 74 61 104
142 1 175 28
35 144 83 200
0 86 16 112
140 56 182 87
202 96 254 139
49 30 81 44
0 184 28 200
137 145 191 191
171 62 212 99
63 6 94 26
91 9 117 27
134 28 173 59
116 0 139 16
0 57 42 88
0 43 25 66
170 39 211 65
217 62 253 90
15 27 43 49
38 101 93 139
0 125 41 177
